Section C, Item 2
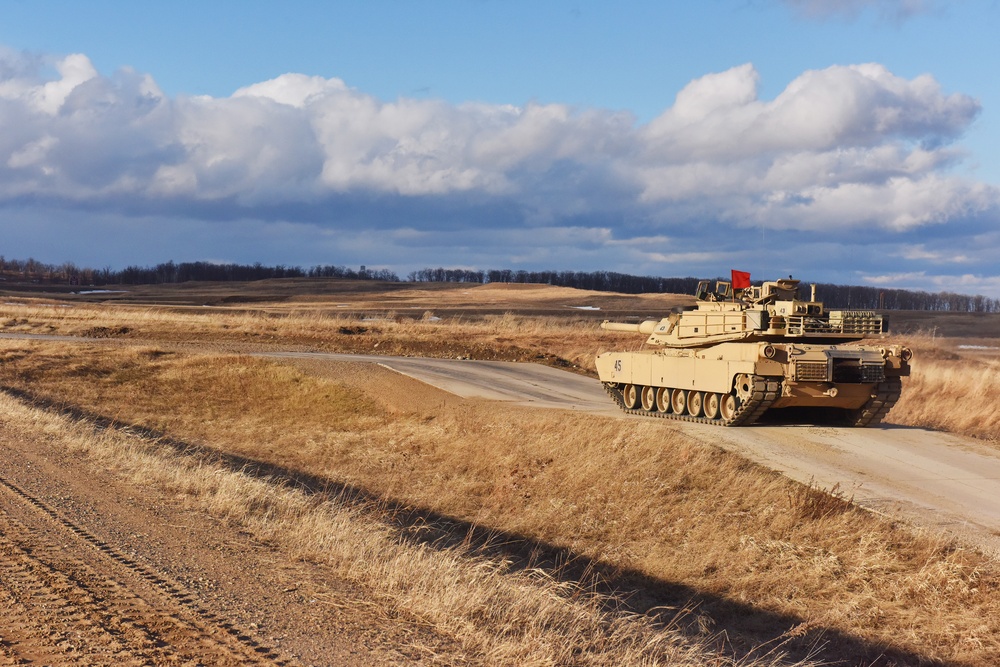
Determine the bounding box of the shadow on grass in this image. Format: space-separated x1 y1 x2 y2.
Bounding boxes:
3 385 952 667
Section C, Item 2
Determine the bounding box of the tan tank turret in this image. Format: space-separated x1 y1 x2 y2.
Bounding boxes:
596 276 911 426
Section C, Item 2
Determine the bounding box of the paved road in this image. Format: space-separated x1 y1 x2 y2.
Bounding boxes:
264 351 620 413
702 423 1000 552
286 351 1000 555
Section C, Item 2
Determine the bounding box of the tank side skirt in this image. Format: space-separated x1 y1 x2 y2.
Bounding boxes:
598 351 757 395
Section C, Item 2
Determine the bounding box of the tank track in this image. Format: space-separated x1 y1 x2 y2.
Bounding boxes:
603 376 781 426
846 377 903 427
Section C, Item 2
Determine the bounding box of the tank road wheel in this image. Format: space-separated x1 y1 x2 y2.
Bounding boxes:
687 391 703 418
640 386 656 411
670 389 688 415
719 393 738 422
703 393 720 420
622 384 640 409
655 387 671 413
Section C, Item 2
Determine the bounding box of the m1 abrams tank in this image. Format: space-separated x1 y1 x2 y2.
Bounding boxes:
596 276 911 426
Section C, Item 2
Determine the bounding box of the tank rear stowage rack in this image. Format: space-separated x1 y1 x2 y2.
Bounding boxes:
596 276 911 426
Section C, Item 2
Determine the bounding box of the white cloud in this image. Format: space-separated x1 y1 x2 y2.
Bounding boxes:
234 73 348 108
6 134 57 169
898 244 970 263
861 271 1000 296
633 63 992 232
0 51 987 228
642 63 977 161
747 174 996 231
0 52 97 115
153 94 325 202
0 47 998 296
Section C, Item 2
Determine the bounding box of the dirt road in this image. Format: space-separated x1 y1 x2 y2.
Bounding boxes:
302 352 1000 556
0 387 461 666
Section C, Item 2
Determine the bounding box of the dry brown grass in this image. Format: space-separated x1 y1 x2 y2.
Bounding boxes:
889 332 1000 441
2 337 1000 664
0 298 617 370
5 291 1000 663
6 296 999 442
0 390 765 667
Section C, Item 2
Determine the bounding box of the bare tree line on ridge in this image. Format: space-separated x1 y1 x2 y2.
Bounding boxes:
1 256 997 312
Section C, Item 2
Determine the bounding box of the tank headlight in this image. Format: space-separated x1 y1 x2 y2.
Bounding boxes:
762 344 776 359
900 347 913 361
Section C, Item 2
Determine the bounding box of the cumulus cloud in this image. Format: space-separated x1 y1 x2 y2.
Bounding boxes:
634 63 993 233
642 63 977 159
0 47 998 294
860 270 1000 296
1 51 988 225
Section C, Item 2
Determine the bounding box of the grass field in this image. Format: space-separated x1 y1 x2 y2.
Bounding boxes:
1 280 999 665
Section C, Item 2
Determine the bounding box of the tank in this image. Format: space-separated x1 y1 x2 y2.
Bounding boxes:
596 276 911 426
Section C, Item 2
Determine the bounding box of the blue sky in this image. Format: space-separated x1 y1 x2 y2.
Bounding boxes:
1 0 999 296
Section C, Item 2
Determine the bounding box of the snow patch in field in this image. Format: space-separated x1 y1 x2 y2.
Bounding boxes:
567 305 601 310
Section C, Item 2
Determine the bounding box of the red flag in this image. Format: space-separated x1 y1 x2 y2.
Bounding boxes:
731 270 751 290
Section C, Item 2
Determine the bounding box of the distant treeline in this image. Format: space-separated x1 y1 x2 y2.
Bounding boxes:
2 255 998 312
408 267 1000 313
0 257 399 285
810 283 998 312
406 267 700 295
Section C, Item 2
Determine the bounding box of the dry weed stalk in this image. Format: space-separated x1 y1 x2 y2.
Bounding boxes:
0 299 614 369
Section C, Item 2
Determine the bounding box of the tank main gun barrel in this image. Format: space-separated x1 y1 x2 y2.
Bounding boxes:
601 320 660 334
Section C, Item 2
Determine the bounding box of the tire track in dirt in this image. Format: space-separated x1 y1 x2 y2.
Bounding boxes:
0 513 175 666
0 473 288 666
